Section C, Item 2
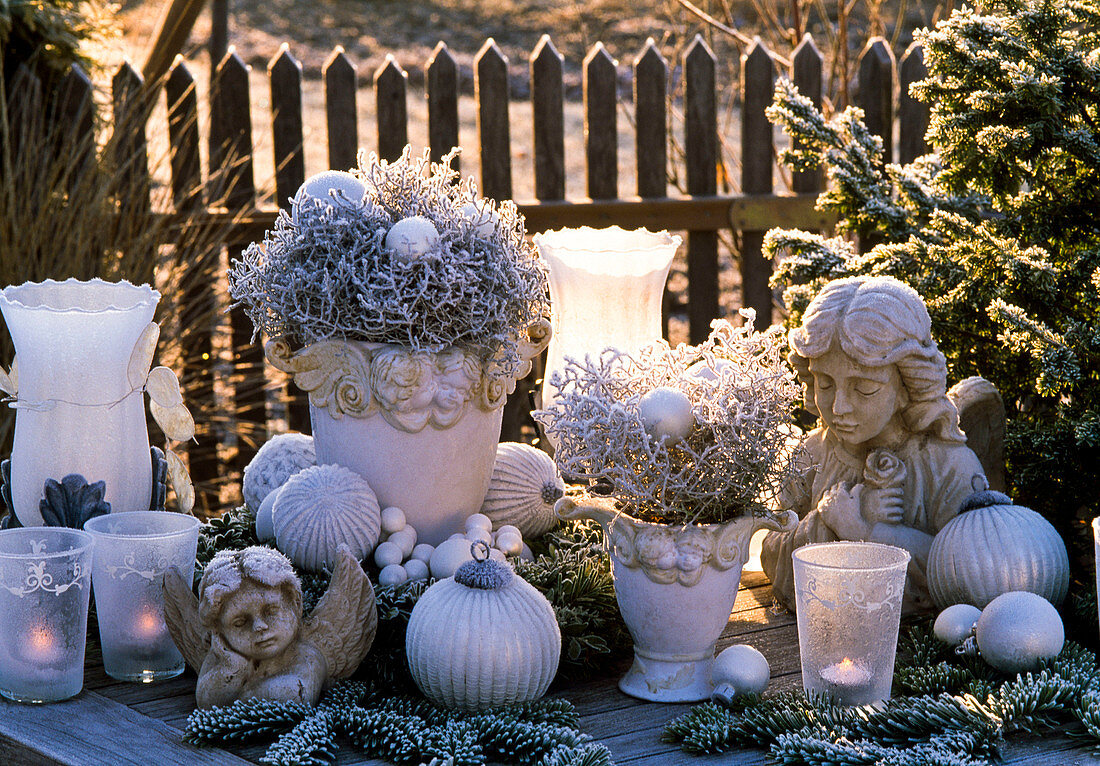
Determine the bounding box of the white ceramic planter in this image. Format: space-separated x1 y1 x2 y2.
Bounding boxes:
559 494 796 702
267 321 550 546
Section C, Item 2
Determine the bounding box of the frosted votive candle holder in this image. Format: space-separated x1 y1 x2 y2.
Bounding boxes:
84 511 199 682
0 527 94 703
792 541 909 706
1093 517 1100 641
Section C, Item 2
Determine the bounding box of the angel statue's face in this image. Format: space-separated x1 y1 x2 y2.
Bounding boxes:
218 581 299 661
808 346 908 450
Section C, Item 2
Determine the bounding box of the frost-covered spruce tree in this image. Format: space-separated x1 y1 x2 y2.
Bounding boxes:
764 0 1099 566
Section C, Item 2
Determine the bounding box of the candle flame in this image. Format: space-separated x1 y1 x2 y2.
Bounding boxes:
838 657 856 671
138 610 161 636
29 625 54 652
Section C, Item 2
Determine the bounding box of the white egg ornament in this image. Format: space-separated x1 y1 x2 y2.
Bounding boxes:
975 591 1064 674
255 486 280 542
711 644 770 704
385 216 440 263
292 170 367 220
933 603 982 647
637 386 694 445
406 544 560 710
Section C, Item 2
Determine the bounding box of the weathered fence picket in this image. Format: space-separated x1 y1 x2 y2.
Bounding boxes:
584 43 618 200
12 33 933 509
531 36 565 201
475 40 512 201
324 48 359 172
741 40 777 327
684 35 719 344
426 43 459 173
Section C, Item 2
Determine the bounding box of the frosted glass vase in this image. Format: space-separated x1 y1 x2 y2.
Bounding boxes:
534 226 680 426
0 278 160 526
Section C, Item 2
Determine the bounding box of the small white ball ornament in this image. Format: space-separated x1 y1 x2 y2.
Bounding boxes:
404 558 430 581
388 527 417 558
465 513 493 533
429 537 476 579
374 541 404 569
495 531 523 557
465 528 493 547
711 644 770 704
934 604 982 647
975 591 1064 674
637 386 695 445
380 506 407 536
385 216 440 263
378 564 409 587
411 543 435 563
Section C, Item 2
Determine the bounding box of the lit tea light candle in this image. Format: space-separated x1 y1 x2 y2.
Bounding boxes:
135 608 163 639
24 623 63 665
819 657 873 704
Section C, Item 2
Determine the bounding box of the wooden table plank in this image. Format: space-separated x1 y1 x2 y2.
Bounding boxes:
0 690 252 766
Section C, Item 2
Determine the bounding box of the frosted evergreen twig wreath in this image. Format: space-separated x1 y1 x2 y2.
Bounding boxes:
227 148 550 380
536 312 801 526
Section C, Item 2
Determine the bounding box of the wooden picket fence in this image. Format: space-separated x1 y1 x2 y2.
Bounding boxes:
6 32 929 511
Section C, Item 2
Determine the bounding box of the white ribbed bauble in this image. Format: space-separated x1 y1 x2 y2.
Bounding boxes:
405 552 561 710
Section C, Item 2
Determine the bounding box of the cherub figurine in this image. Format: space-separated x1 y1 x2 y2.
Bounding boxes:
761 276 990 613
162 544 376 708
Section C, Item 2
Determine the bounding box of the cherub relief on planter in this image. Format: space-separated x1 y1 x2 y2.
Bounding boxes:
162 545 376 708
761 276 999 613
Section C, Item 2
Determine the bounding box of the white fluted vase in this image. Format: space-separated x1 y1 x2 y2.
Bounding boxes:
0 279 160 526
534 227 680 430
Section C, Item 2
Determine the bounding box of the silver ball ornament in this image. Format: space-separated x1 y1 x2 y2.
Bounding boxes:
711 644 769 704
975 591 1064 673
933 604 982 647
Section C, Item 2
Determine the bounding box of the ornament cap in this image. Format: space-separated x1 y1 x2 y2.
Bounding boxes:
958 489 1013 514
454 541 513 589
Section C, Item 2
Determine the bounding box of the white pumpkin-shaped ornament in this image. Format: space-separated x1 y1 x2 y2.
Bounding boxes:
272 464 382 571
242 432 316 511
479 442 565 538
406 542 561 711
927 490 1070 610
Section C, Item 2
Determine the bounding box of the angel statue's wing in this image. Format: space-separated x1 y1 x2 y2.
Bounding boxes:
162 565 211 671
301 546 378 680
947 376 1006 492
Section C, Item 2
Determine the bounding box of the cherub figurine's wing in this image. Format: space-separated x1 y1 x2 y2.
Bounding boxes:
948 376 1006 492
162 565 211 671
301 546 377 680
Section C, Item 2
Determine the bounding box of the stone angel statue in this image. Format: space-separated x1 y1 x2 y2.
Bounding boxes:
760 276 1006 614
162 544 377 708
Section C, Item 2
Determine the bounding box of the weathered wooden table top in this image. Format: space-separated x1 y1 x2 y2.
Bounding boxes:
2 571 1098 765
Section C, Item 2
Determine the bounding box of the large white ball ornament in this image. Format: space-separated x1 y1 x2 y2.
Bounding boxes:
975 591 1064 673
711 644 770 704
242 432 316 511
385 216 440 263
934 603 982 647
293 170 367 215
637 386 694 445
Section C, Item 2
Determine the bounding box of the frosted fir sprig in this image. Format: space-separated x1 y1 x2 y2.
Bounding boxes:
229 147 549 380
535 313 800 525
